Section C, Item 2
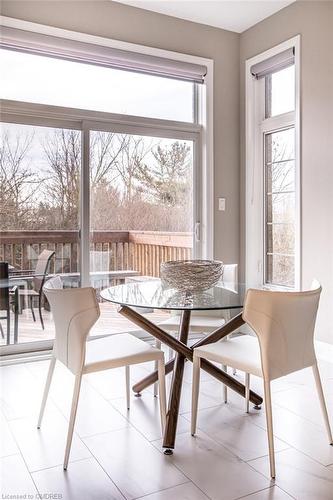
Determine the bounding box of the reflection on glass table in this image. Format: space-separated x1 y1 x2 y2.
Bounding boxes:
100 279 243 311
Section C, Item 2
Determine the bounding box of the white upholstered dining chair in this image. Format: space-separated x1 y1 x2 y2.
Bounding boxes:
37 276 166 470
191 282 333 478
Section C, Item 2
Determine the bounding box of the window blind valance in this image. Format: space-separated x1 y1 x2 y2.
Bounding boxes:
251 48 294 79
0 26 207 83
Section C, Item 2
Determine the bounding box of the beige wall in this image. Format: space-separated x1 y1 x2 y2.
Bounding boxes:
240 1 333 343
0 0 240 265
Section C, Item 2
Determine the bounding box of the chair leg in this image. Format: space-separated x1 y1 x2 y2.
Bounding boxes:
312 364 333 444
157 359 166 433
245 373 250 413
154 339 161 397
191 355 201 436
222 364 228 403
37 356 56 429
64 372 83 470
14 297 18 344
6 304 10 345
6 308 10 345
125 365 130 410
0 322 4 339
29 296 36 322
263 380 275 479
38 296 45 330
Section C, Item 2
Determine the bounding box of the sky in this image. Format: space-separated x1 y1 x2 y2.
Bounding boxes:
0 48 193 122
270 65 295 117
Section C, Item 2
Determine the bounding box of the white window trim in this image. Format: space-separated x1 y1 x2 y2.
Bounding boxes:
0 15 214 260
245 35 301 290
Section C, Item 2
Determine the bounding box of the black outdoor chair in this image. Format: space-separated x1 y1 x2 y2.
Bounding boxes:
0 262 19 344
12 250 55 330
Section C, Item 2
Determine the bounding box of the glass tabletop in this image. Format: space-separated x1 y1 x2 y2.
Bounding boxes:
100 279 244 311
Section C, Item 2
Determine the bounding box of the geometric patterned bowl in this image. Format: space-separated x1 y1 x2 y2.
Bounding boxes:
160 259 224 292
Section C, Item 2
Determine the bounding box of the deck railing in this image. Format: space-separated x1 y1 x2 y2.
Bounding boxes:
0 230 192 278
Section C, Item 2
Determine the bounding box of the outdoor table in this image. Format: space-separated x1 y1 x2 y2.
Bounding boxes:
101 280 263 454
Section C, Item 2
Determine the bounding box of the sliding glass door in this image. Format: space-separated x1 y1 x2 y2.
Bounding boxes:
1 106 201 355
0 122 81 349
89 129 196 335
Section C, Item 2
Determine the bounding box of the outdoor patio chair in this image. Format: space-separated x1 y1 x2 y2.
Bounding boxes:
191 281 333 479
15 249 55 330
38 276 166 470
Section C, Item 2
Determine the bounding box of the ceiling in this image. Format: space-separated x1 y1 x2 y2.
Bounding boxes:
112 0 295 33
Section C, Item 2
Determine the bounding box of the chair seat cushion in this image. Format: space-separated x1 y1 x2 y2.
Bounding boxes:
194 335 263 377
159 315 225 333
83 333 164 373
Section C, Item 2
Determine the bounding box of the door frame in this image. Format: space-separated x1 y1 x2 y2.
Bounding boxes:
1 99 206 356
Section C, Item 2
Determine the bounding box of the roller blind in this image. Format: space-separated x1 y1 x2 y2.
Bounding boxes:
251 48 294 79
0 26 207 83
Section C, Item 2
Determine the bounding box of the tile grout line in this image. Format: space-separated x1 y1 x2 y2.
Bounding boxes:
78 435 127 500
133 481 211 500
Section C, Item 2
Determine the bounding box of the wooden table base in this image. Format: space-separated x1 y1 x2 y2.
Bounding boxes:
118 306 263 451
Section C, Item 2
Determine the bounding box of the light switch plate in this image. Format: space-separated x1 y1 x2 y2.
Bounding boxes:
218 198 226 211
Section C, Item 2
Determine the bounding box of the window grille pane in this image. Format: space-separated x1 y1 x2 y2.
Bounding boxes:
0 48 194 122
266 255 295 287
265 65 295 118
266 224 295 255
266 160 295 194
265 127 296 287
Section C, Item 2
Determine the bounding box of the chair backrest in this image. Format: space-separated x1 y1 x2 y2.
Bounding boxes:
0 262 9 312
33 250 55 293
242 282 321 380
43 276 100 374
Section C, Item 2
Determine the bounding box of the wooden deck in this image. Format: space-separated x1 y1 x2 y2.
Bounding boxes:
0 303 170 347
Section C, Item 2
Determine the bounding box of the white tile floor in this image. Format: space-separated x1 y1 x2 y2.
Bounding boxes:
1 346 333 500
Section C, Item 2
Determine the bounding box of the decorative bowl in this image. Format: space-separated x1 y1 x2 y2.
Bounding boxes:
160 259 224 292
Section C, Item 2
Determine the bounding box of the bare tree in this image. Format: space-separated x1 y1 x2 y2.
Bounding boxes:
43 129 80 229
114 135 152 203
1 126 194 233
90 131 127 188
266 131 296 285
42 130 128 228
136 141 191 206
0 130 40 229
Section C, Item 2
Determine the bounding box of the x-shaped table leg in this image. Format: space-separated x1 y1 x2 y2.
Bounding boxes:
118 306 263 452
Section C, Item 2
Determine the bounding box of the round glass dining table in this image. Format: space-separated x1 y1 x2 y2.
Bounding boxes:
100 279 244 311
101 279 263 454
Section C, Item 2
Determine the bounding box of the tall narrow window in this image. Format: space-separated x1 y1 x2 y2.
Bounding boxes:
265 127 295 286
246 38 299 290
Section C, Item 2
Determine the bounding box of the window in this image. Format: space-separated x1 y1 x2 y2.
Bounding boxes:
265 65 295 118
0 25 211 355
0 48 194 122
264 128 296 286
246 37 300 290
